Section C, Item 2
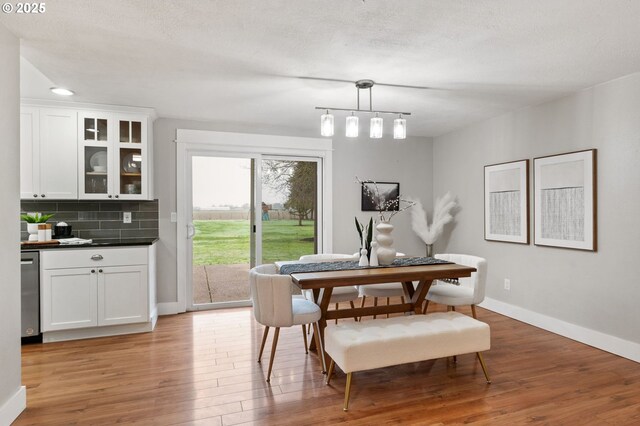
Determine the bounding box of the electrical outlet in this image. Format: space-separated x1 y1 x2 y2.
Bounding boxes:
123 212 132 224
504 278 511 291
170 212 177 223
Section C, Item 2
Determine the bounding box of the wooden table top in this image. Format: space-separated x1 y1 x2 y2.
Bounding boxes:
290 263 476 289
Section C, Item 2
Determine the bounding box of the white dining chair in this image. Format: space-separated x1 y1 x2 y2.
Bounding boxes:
299 254 360 322
250 264 326 382
423 253 488 319
357 252 411 319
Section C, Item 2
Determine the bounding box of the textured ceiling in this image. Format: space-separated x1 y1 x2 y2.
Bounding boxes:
3 0 640 137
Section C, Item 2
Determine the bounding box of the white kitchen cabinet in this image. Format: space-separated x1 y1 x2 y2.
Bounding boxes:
78 111 150 200
40 245 156 338
41 267 98 331
20 107 78 199
98 265 148 326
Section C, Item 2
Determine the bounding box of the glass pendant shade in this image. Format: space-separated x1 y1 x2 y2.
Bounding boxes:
320 111 334 137
345 113 359 138
370 115 383 139
393 116 407 139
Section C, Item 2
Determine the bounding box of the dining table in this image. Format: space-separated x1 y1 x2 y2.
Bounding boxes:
275 260 477 355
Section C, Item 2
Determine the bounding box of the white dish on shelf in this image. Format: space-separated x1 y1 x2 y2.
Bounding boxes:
122 152 141 173
89 151 108 171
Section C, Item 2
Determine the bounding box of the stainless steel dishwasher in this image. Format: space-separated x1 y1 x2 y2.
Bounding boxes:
21 251 41 341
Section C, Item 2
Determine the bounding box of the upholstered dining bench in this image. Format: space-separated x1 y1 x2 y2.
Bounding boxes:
324 311 491 411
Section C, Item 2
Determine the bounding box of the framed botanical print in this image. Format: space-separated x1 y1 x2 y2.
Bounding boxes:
361 182 400 212
484 159 530 244
533 149 597 251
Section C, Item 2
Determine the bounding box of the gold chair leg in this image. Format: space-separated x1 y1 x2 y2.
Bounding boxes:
477 352 491 383
386 297 390 318
335 303 339 324
266 327 280 382
302 325 308 354
343 372 353 411
422 299 430 315
257 326 269 363
359 296 366 321
326 359 335 384
373 297 378 319
471 304 478 319
312 322 327 373
350 301 358 321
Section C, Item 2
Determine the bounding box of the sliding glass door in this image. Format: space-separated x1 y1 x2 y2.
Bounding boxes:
186 154 322 310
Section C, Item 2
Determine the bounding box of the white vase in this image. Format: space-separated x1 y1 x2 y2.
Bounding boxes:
27 223 39 242
375 222 396 265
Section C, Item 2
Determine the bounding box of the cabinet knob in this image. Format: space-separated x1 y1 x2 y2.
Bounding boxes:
91 269 96 273
91 254 103 261
114 195 119 199
33 194 38 198
98 269 103 273
41 194 45 198
108 195 113 199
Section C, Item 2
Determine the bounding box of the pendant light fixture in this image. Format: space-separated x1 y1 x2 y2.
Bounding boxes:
393 114 406 139
345 112 359 138
315 79 410 139
370 113 383 138
320 110 334 137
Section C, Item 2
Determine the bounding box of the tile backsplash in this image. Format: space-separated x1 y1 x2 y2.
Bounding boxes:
21 200 159 242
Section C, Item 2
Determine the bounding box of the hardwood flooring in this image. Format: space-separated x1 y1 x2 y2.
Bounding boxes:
15 302 640 425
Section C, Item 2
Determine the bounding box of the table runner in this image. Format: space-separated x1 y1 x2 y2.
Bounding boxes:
278 256 450 275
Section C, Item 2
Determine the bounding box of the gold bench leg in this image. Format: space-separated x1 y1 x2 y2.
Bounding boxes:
344 372 353 411
359 296 366 321
477 352 491 383
326 359 335 384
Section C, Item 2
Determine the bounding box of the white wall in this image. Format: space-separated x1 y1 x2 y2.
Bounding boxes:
433 73 640 352
0 24 26 424
154 118 433 305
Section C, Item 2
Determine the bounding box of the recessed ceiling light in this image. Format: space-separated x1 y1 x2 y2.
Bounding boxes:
50 87 74 96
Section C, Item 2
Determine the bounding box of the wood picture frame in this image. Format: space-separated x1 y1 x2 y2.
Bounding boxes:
361 182 400 212
533 149 597 251
484 159 530 244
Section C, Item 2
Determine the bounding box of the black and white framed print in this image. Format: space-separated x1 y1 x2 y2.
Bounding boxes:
534 149 597 251
484 160 530 244
361 182 400 211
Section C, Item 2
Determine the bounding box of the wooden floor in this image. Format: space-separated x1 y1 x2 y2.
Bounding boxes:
16 302 640 425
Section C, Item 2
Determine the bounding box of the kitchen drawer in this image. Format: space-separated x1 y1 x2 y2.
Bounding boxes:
41 247 148 269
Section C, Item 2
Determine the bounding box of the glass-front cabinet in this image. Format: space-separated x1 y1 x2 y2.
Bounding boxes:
78 112 148 200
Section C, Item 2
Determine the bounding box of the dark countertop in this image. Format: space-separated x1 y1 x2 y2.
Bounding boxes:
20 238 159 251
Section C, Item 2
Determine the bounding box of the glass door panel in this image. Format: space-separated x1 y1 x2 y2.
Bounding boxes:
84 117 108 142
261 159 318 263
119 120 142 143
84 146 108 195
191 156 253 307
119 148 142 195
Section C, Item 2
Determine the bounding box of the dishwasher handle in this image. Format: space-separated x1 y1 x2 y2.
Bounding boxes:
21 260 34 265
91 254 104 261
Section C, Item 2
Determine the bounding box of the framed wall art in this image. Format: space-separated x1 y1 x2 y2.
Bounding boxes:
533 149 597 251
361 182 400 211
484 159 530 244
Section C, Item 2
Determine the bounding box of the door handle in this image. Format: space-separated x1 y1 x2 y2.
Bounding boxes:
91 254 104 261
187 223 196 239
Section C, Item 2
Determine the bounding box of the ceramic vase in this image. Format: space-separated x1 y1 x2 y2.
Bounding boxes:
375 222 396 265
27 223 39 242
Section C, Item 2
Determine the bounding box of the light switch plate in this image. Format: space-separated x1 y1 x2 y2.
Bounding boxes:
170 212 177 223
123 212 132 224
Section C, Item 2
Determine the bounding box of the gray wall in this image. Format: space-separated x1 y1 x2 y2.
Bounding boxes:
154 118 433 304
0 23 24 418
433 73 640 344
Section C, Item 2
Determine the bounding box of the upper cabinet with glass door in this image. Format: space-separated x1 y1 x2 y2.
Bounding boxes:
78 112 150 200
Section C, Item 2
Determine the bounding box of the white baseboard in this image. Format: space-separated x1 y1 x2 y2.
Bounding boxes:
0 385 26 425
158 302 181 316
480 297 640 363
